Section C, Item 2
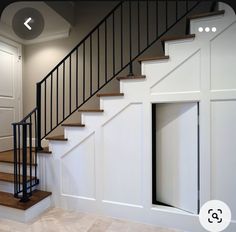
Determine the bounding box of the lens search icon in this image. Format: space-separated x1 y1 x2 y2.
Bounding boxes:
199 200 231 232
208 209 223 224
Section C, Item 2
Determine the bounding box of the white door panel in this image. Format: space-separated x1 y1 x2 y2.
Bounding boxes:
211 101 236 220
155 102 199 214
0 38 21 152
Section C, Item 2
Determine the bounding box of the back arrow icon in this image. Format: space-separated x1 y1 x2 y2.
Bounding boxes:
24 17 32 30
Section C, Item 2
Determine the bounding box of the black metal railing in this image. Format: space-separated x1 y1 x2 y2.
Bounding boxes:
12 0 210 201
12 108 39 201
36 0 203 146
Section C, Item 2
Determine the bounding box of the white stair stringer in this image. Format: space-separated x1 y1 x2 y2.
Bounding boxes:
43 3 236 232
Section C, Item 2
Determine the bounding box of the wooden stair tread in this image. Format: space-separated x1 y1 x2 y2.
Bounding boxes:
137 56 169 62
188 10 225 20
117 75 146 80
78 109 104 112
61 123 85 127
97 93 124 97
37 147 52 154
46 135 67 141
161 34 195 42
0 190 51 210
0 149 37 165
0 172 36 184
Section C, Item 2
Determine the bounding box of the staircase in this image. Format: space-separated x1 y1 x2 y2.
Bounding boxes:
0 0 231 224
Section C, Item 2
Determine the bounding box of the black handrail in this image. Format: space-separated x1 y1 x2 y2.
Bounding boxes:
12 0 209 201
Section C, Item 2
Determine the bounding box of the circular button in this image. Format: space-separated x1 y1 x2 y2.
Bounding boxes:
199 200 231 232
12 8 44 40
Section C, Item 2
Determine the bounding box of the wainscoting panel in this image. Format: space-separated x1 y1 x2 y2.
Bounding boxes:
102 103 143 207
61 133 96 200
211 100 236 220
151 51 201 94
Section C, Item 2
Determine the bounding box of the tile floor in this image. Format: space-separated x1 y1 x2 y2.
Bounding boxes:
0 208 181 232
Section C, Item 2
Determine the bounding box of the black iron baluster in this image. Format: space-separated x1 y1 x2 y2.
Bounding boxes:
97 28 100 89
34 111 37 182
90 36 93 95
156 0 158 37
83 42 86 101
36 83 42 149
63 62 65 119
50 74 53 130
44 80 47 136
166 0 168 30
56 69 59 125
76 49 78 107
29 120 32 195
105 19 108 82
128 0 133 76
138 0 140 52
176 1 178 21
18 124 21 194
21 123 28 202
120 2 123 67
113 12 115 76
147 0 149 46
69 55 72 114
13 124 18 197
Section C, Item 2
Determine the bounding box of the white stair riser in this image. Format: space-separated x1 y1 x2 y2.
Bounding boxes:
0 180 37 194
119 81 147 99
0 181 14 193
0 163 36 174
100 98 127 112
81 113 105 127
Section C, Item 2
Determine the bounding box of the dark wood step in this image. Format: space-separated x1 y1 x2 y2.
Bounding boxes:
0 149 37 165
37 147 52 154
46 135 67 141
117 75 146 81
161 34 195 43
0 172 36 184
0 190 51 210
137 56 169 62
61 123 85 127
78 109 104 113
97 93 124 97
188 10 225 20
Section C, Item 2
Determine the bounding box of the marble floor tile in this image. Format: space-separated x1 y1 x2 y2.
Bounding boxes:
0 208 182 232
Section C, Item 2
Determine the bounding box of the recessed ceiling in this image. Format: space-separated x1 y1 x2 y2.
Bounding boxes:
0 1 71 45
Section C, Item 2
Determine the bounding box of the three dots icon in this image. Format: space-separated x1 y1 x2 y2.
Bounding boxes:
198 27 217 32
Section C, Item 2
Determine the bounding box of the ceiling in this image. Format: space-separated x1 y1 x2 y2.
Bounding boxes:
0 1 72 45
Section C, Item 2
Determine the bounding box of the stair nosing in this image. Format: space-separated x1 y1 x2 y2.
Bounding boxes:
45 135 67 141
36 147 52 154
188 10 225 20
78 109 104 113
97 93 124 97
117 75 146 81
161 34 195 42
61 123 85 127
137 56 169 62
0 190 52 210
